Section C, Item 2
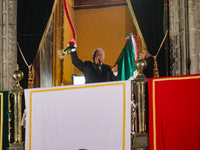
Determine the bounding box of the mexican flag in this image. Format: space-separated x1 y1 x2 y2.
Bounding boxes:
117 35 138 80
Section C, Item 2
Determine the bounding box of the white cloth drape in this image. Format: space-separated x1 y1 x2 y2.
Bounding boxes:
24 81 131 150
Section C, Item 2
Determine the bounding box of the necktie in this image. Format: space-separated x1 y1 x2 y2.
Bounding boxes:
98 65 102 72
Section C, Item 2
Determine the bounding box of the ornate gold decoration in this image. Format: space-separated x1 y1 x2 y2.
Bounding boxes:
153 57 159 78
149 30 169 78
133 58 147 134
135 58 147 78
131 80 136 136
17 43 34 88
8 93 12 143
9 65 24 148
28 65 34 88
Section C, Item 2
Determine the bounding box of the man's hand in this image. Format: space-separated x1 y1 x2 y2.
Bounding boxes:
111 66 117 72
68 39 77 47
68 38 77 52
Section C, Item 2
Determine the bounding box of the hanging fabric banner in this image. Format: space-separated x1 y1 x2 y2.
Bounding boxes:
148 74 200 150
117 35 137 81
24 81 131 150
0 91 8 150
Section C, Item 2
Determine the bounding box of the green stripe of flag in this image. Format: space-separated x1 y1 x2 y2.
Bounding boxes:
117 38 137 80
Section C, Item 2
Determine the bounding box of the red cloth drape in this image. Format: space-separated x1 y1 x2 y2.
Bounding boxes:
148 74 200 150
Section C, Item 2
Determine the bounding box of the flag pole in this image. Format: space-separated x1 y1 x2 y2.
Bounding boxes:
114 32 135 67
114 39 130 67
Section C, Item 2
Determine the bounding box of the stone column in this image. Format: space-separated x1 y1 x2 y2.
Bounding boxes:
169 0 188 76
188 0 200 74
0 0 17 91
169 0 200 75
169 0 181 76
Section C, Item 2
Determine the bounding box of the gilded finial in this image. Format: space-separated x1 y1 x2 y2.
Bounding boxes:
16 64 19 71
12 64 24 83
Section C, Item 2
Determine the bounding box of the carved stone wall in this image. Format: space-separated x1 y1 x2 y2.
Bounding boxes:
188 0 200 74
0 0 2 90
169 0 200 76
0 0 17 91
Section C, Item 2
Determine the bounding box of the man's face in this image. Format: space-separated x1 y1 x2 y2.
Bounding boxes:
94 50 105 65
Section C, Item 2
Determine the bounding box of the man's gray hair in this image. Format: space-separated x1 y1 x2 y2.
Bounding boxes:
92 48 105 57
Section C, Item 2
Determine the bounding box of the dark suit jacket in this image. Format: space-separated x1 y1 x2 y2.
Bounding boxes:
71 51 117 83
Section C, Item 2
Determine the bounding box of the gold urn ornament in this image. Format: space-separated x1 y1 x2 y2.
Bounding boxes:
12 64 24 90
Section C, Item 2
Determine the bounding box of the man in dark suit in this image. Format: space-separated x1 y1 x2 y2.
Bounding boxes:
70 47 118 83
